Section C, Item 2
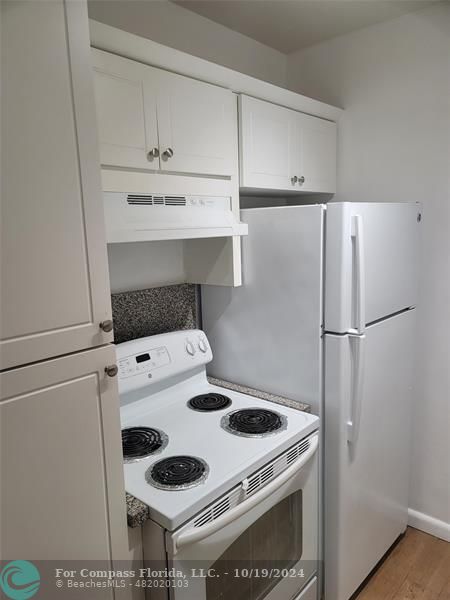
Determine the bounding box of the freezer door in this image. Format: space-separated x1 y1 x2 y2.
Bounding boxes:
324 309 415 600
325 202 419 333
202 205 324 414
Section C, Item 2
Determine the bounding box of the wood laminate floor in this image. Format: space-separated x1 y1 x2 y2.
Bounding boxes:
355 527 450 600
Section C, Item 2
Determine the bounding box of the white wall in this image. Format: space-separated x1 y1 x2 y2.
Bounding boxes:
107 241 186 293
287 3 450 535
88 0 287 87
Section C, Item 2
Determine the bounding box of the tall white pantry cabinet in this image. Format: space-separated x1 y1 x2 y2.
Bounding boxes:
1 0 130 580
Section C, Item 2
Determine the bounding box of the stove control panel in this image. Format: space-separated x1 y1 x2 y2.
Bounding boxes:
116 330 213 394
118 346 170 378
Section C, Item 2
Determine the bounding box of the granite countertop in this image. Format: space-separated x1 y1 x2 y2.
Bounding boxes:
126 493 150 528
125 378 311 527
207 377 311 413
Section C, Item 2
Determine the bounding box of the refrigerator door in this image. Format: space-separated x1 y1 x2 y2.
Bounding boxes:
324 309 415 600
202 205 324 413
325 202 419 334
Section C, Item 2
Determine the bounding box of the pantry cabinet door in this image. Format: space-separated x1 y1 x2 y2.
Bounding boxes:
0 345 128 568
1 1 113 370
239 95 298 191
92 48 160 171
156 70 234 176
296 112 337 193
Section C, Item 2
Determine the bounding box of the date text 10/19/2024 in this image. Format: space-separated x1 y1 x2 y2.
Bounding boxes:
54 567 306 580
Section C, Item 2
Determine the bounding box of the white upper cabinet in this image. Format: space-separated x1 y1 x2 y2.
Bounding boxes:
92 50 159 171
296 112 337 193
238 95 297 190
92 49 234 177
239 95 337 194
1 0 113 370
156 69 234 176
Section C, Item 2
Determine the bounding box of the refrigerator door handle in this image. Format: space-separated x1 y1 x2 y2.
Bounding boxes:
347 334 366 445
351 215 366 334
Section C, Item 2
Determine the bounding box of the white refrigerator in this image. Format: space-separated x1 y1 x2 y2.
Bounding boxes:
201 202 419 600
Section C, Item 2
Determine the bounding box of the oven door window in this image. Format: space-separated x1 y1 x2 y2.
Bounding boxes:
206 490 303 600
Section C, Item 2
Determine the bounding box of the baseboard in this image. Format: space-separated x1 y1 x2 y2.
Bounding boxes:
408 508 450 542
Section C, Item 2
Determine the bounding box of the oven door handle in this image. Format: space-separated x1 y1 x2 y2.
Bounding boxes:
168 433 318 555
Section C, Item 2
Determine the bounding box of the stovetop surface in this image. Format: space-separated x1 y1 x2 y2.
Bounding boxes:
120 372 318 531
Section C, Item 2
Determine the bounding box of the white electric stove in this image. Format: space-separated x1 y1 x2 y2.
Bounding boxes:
117 330 320 600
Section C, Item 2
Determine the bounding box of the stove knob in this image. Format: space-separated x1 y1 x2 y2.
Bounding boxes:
186 341 196 356
198 339 208 353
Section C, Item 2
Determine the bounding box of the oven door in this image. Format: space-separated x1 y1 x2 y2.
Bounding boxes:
165 433 319 600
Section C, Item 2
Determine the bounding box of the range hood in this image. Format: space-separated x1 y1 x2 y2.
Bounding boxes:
104 192 248 243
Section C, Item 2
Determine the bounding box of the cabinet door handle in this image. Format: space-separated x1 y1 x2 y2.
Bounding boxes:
147 147 159 160
291 176 298 184
105 365 118 378
99 319 113 333
162 147 174 159
298 176 305 184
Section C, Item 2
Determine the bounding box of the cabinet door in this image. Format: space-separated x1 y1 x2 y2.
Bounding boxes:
92 48 160 171
296 112 336 193
239 95 298 191
0 345 128 569
1 0 113 370
156 70 234 176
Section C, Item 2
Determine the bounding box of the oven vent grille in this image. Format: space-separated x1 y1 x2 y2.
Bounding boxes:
193 496 234 528
245 438 310 497
193 436 311 529
127 194 187 206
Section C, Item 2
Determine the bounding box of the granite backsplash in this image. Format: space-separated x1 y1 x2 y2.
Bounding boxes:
111 284 199 344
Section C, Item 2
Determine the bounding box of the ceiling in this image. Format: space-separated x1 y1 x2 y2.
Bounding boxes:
172 0 437 54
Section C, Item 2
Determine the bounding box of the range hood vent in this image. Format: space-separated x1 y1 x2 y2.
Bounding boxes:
104 192 248 243
127 194 187 207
